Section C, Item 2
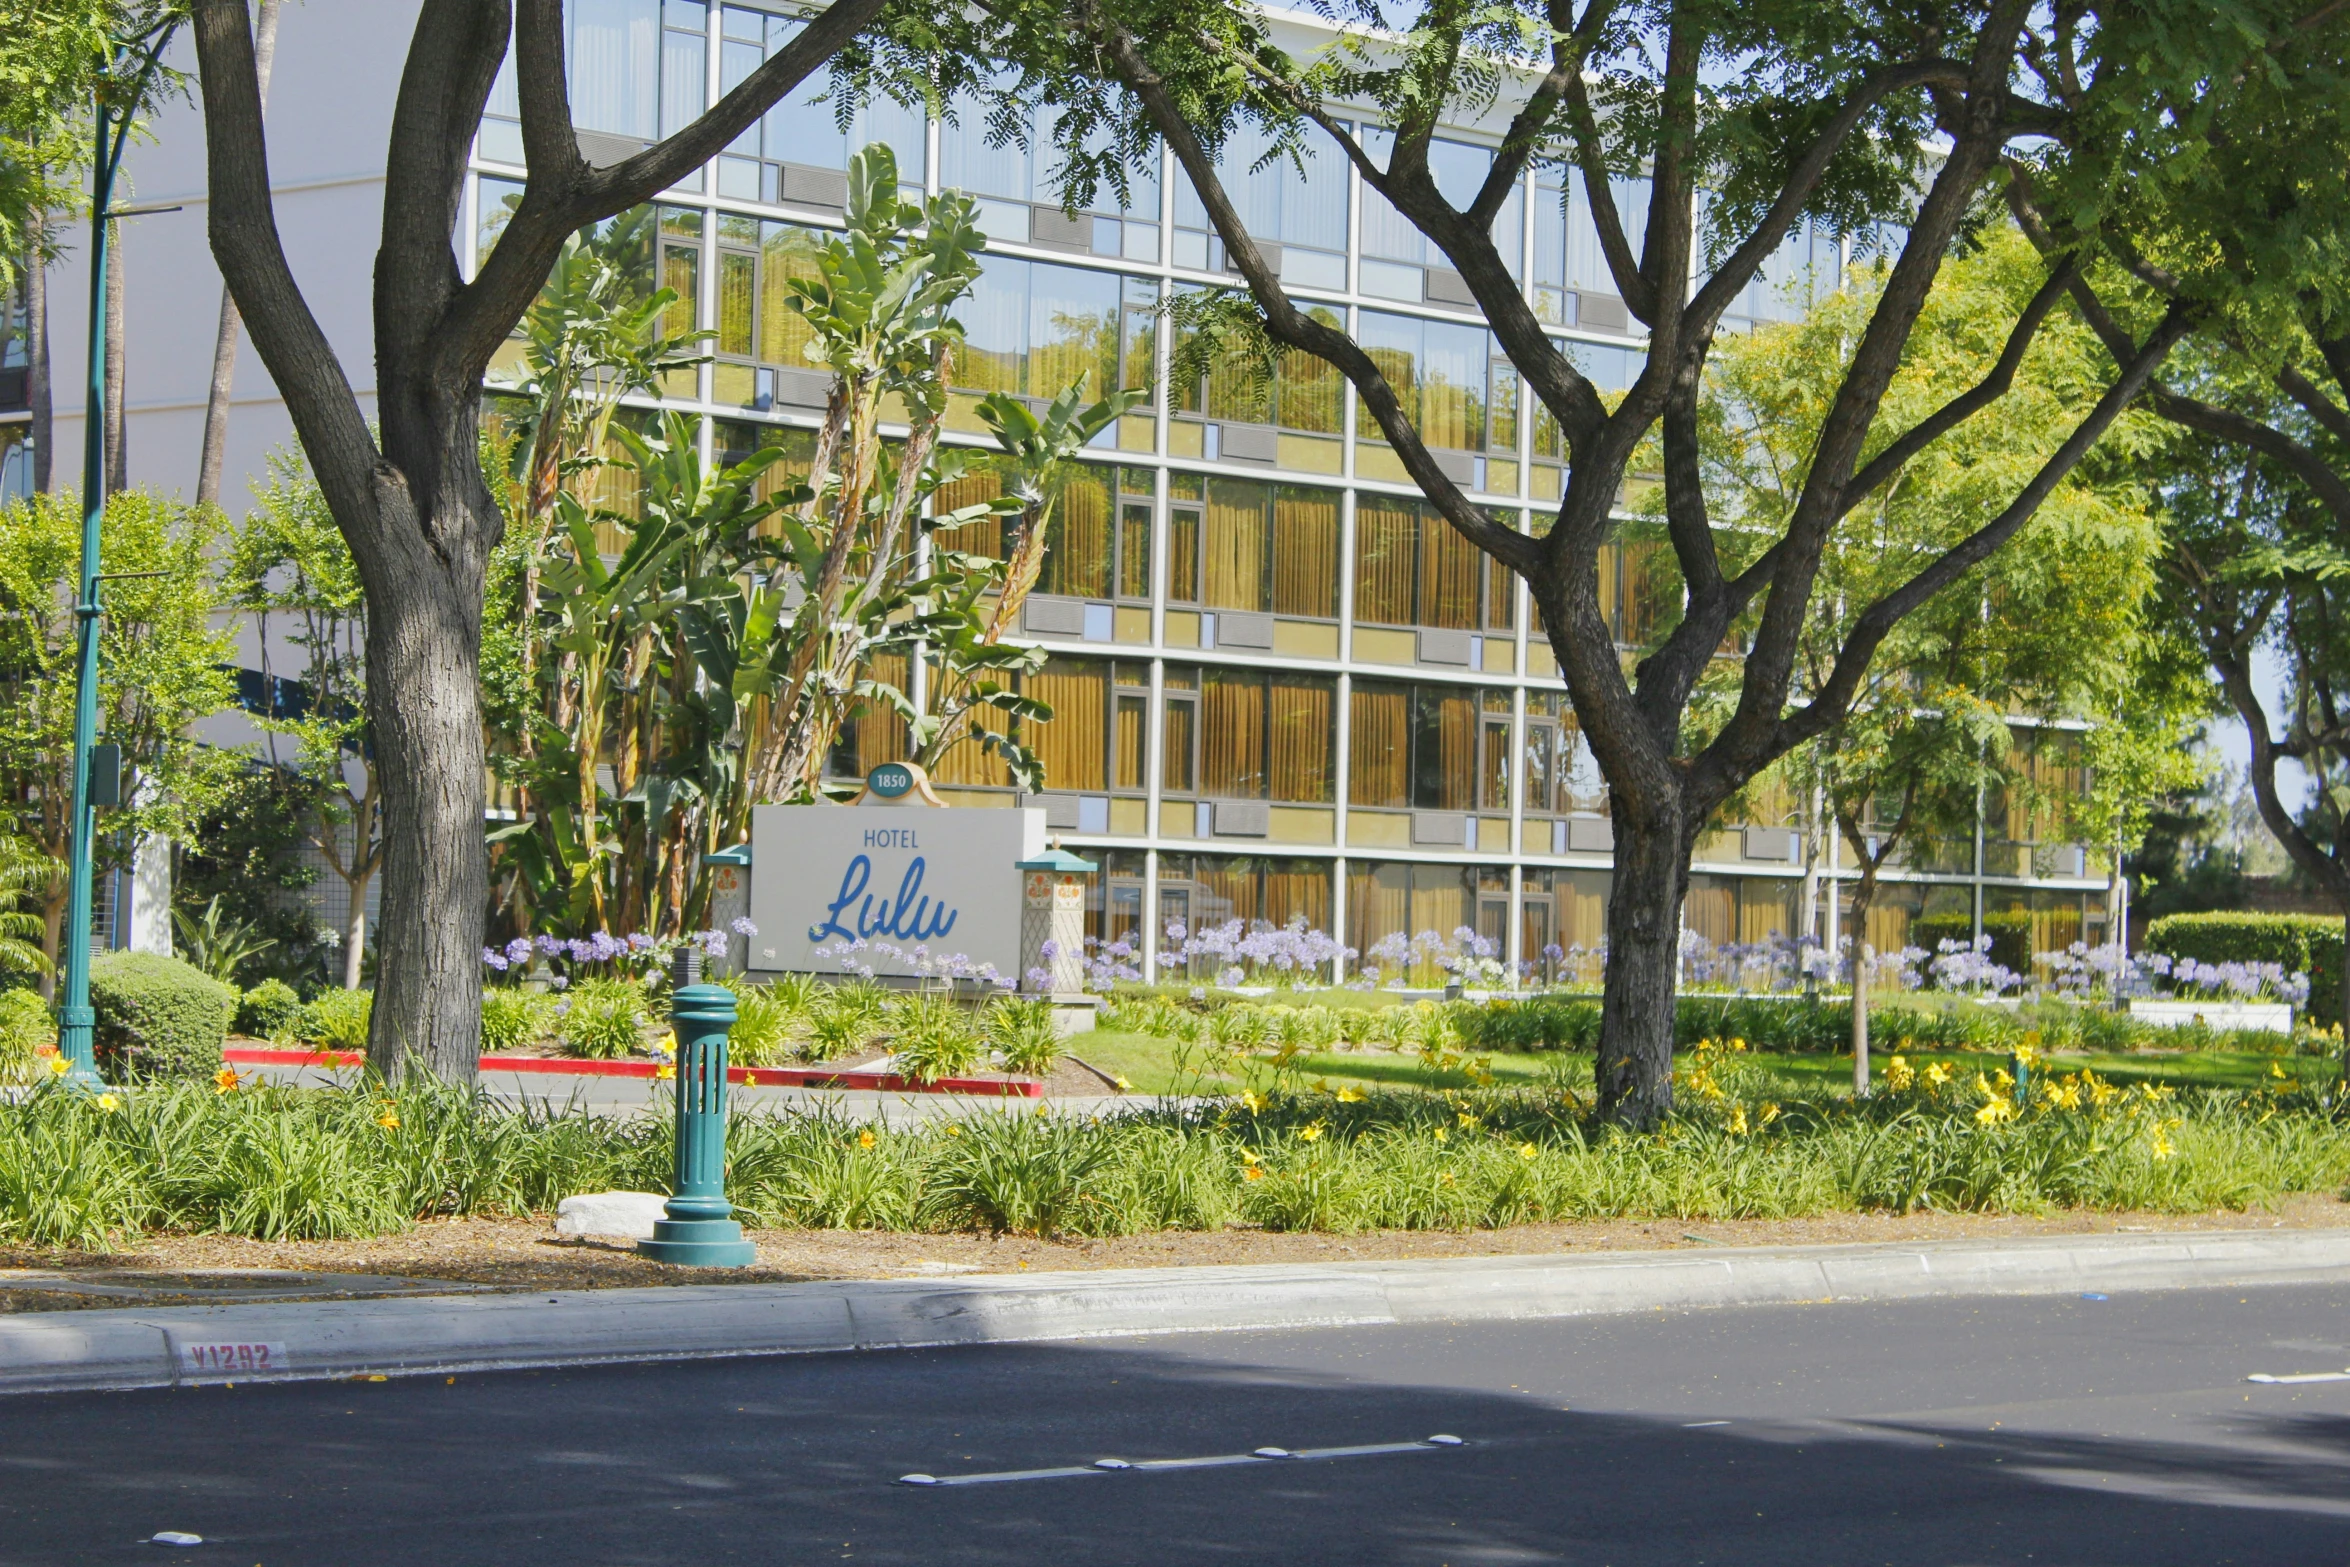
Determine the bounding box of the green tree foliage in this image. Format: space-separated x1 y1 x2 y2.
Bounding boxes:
912 0 2341 1122
1693 231 2203 1091
220 446 380 988
0 490 236 983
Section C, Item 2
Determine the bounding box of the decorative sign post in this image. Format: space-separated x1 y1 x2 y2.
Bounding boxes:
636 947 756 1268
1018 847 1096 998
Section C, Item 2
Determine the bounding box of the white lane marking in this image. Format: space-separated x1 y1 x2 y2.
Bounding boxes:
899 1436 1467 1487
1683 1420 1732 1428
2246 1369 2350 1384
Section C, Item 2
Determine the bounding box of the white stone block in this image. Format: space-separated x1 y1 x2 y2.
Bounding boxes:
556 1191 671 1239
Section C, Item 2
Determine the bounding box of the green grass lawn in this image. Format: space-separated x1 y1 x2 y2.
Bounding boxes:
1064 1029 2331 1099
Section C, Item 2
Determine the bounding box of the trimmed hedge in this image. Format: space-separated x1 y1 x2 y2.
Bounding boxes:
2146 911 2345 1024
89 952 235 1084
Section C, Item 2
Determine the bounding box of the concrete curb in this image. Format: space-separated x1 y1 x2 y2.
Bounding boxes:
6 1227 2347 1398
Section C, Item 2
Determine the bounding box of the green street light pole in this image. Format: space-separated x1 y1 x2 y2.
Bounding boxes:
56 32 176 1085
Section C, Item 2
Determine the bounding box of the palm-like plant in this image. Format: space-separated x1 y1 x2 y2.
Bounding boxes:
172 894 278 985
0 838 57 979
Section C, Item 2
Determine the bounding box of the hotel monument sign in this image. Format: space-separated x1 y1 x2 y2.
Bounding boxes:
742 771 1044 979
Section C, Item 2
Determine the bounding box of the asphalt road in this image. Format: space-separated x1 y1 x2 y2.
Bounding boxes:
8 1282 2350 1565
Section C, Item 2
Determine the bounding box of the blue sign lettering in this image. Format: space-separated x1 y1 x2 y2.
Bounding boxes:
807 854 960 944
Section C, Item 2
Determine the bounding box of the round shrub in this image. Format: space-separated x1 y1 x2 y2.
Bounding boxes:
558 978 650 1059
89 951 236 1084
236 978 302 1041
986 996 1062 1078
723 981 801 1068
480 988 556 1054
0 988 56 1083
297 988 374 1050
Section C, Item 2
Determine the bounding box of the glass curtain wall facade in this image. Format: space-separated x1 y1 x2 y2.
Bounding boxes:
470 0 2115 975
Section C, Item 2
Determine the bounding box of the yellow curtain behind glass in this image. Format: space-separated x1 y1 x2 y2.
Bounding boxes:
1419 505 1479 628
1192 857 1262 928
1203 480 1268 612
1261 860 1332 931
1202 672 1265 797
1346 861 1410 958
1268 675 1333 803
1040 467 1113 598
1354 496 1416 625
840 650 910 772
757 226 823 369
1424 686 1477 809
1348 682 1408 807
1277 341 1342 434
1271 487 1337 618
930 465 1005 558
1025 658 1108 791
1410 863 1470 939
932 693 1014 788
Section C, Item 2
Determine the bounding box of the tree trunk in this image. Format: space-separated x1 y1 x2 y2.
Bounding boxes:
342 860 371 991
355 455 490 1079
194 0 282 509
103 221 125 496
27 210 51 493
1850 878 1876 1097
1595 808 1685 1124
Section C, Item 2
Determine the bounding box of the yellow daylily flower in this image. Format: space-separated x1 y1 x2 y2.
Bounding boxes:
96 1093 120 1112
1298 1122 1324 1142
1516 1142 1538 1160
1336 1086 1365 1104
857 1129 877 1149
1432 1127 1448 1143
376 1109 400 1129
655 1063 676 1081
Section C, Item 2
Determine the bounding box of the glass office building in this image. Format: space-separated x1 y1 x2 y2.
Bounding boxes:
466 0 2114 976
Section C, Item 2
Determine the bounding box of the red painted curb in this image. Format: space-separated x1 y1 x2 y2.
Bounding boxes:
220 1046 1043 1098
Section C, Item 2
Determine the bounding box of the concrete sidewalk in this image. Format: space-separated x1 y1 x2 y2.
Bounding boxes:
6 1227 2347 1398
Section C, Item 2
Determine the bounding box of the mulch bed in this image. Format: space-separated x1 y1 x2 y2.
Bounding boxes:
6 1193 2342 1311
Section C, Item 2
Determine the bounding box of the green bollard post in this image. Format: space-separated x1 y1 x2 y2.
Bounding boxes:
637 947 756 1268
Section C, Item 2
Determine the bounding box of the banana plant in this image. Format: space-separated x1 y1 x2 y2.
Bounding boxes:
909 376 1146 783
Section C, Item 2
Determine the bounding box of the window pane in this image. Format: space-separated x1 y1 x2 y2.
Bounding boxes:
721 38 764 158
933 682 1013 787
1348 681 1409 808
1118 502 1152 600
1167 505 1200 604
929 463 1007 557
1028 658 1108 791
661 244 698 341
939 84 1030 200
1481 716 1511 811
1114 694 1146 791
570 0 658 139
1202 670 1266 798
660 25 706 140
758 223 822 368
1028 261 1121 401
1121 281 1158 399
1162 694 1196 793
1270 486 1337 618
1419 318 1486 452
1353 496 1416 626
1412 684 1477 809
717 251 754 356
1276 309 1345 433
1268 674 1334 803
1202 478 1268 612
1356 311 1420 438
1419 506 1478 628
958 256 1026 395
1039 465 1113 599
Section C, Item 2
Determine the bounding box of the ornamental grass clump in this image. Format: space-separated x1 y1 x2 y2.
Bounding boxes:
889 992 983 1084
0 987 55 1083
557 979 651 1059
296 987 374 1051
725 981 803 1068
479 988 556 1054
985 996 1063 1078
